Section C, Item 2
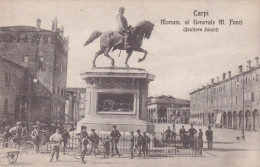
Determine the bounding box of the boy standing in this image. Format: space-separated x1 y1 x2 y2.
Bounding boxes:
103 136 110 158
129 131 135 159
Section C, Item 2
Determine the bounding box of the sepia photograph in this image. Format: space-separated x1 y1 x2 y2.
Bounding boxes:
0 0 259 166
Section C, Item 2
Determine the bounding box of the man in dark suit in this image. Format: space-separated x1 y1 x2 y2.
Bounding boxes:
206 126 213 149
110 125 121 157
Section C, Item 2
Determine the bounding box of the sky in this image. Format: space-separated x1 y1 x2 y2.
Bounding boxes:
0 0 259 99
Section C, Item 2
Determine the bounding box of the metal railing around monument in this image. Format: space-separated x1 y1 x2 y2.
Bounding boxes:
62 132 202 157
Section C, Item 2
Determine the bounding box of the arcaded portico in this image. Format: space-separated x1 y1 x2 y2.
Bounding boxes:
77 67 155 133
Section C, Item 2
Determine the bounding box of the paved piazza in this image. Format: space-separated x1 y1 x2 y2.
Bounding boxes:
1 124 259 167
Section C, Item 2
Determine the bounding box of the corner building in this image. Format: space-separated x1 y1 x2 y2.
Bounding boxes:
0 18 69 124
190 58 260 131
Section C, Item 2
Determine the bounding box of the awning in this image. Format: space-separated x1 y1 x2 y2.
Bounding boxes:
216 113 222 124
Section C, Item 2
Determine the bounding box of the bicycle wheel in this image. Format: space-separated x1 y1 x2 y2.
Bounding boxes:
94 145 105 158
7 152 19 164
73 146 82 159
22 141 35 154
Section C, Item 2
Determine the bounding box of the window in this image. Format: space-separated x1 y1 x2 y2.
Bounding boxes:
23 56 29 63
252 92 255 101
4 99 8 113
4 73 11 87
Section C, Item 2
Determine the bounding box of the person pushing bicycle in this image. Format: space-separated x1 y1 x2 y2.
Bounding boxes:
89 129 101 150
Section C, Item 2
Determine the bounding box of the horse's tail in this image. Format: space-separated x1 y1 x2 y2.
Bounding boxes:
83 31 102 46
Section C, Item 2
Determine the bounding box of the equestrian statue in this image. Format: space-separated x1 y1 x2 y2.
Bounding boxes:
84 7 154 67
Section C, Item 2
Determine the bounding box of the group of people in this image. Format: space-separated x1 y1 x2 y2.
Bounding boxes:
76 124 151 164
130 129 150 158
179 125 213 149
163 124 214 149
77 124 122 164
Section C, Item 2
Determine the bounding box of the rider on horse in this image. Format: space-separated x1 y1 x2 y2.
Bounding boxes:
116 7 132 49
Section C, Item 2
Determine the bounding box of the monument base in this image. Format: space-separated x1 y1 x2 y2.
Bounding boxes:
77 117 154 134
79 67 155 134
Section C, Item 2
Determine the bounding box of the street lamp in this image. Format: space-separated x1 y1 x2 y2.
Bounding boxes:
236 74 245 140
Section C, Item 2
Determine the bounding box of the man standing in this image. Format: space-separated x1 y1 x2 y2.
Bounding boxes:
136 129 143 157
179 126 187 147
49 129 63 162
163 126 172 141
110 125 121 157
31 126 40 152
61 129 70 155
116 7 132 49
80 125 89 164
206 126 213 149
142 132 150 157
198 129 203 148
187 124 197 148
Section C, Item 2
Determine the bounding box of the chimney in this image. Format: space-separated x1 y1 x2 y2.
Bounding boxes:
217 77 219 82
211 78 214 84
255 57 259 67
228 71 231 78
238 65 243 73
222 73 226 80
36 19 41 31
247 60 251 70
52 18 58 31
60 24 64 38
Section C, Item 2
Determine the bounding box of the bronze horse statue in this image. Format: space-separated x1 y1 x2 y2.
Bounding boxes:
84 20 154 67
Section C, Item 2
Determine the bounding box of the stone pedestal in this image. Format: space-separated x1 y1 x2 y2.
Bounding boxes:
77 67 155 134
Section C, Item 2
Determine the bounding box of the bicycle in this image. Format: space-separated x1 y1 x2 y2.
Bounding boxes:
73 141 105 159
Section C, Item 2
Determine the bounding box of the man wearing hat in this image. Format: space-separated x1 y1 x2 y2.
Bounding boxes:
80 125 89 164
116 7 132 49
110 125 121 157
136 129 143 157
142 132 150 157
206 126 213 149
31 125 40 152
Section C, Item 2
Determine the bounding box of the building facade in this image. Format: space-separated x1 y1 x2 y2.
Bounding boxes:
0 57 26 127
0 18 69 124
190 58 260 131
147 96 190 124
